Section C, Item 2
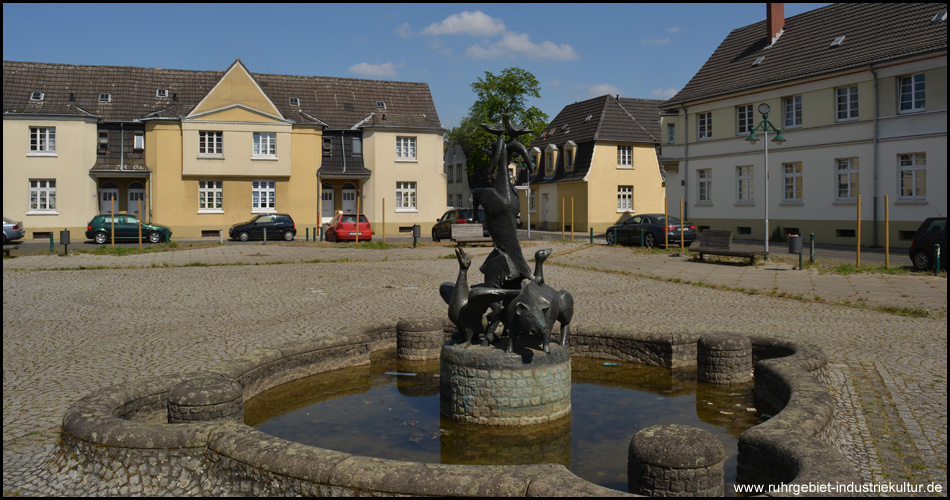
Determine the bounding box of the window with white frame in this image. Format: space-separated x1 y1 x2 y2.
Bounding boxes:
395 182 417 210
617 185 633 211
564 144 575 171
697 112 712 140
457 194 463 208
783 162 803 202
835 158 859 200
29 127 56 154
352 136 362 155
737 104 754 135
667 123 675 144
252 132 277 157
898 74 925 113
395 136 416 161
545 147 557 177
617 145 632 167
529 189 537 212
251 180 276 211
898 153 926 200
736 166 754 203
29 179 57 211
199 131 223 155
697 168 712 203
783 95 802 128
836 86 859 121
198 181 223 211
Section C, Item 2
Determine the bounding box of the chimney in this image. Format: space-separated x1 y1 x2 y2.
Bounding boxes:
767 3 784 45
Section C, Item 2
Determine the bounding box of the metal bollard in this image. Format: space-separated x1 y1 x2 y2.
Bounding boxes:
262 227 267 245
589 227 593 244
49 232 54 253
935 244 941 276
810 233 815 264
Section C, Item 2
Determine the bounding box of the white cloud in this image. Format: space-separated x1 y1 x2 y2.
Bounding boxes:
549 78 562 90
642 37 671 46
421 11 505 37
395 22 414 38
466 32 578 61
650 87 679 99
588 83 623 97
348 62 399 78
666 26 682 34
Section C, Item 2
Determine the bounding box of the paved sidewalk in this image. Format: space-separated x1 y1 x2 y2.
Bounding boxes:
3 242 946 496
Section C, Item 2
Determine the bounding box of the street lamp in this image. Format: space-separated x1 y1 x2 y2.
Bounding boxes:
745 103 786 256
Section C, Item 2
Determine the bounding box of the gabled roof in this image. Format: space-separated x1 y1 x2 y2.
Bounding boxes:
663 3 948 107
2 60 443 131
520 95 662 184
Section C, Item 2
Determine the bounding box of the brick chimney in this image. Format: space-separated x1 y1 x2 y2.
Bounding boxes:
767 3 784 45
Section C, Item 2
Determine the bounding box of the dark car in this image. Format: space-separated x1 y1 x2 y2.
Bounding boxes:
3 216 26 244
229 214 296 241
325 213 371 242
86 214 172 244
432 208 487 242
605 214 697 248
908 217 946 271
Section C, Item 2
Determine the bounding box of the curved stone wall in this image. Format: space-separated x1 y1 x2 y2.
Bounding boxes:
58 319 858 496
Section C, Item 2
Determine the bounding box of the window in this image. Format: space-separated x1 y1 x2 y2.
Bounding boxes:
617 186 633 211
134 133 145 151
253 132 277 157
737 105 754 135
29 179 57 211
198 181 223 211
323 137 333 154
29 127 56 154
30 92 44 101
697 168 712 203
157 89 168 98
564 142 576 172
395 136 416 161
783 162 802 202
376 101 387 110
835 158 859 200
99 93 111 103
457 165 464 185
529 189 537 212
395 182 417 210
252 180 276 211
667 123 675 144
736 166 754 203
783 95 802 127
617 145 632 167
289 97 300 106
697 112 712 140
199 131 223 155
545 150 556 177
899 74 925 113
531 149 541 174
352 136 362 155
899 153 926 200
98 131 109 154
836 86 859 121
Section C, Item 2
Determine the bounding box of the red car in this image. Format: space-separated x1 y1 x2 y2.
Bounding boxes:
326 213 372 242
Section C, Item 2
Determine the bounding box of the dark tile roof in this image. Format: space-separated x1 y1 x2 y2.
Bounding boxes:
519 95 662 185
663 3 948 107
3 60 443 131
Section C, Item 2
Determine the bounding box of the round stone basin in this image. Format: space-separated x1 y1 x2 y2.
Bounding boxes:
245 349 775 494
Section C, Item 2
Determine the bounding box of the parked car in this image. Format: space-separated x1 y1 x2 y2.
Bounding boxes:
909 217 947 271
86 214 172 244
326 213 372 242
432 208 487 242
229 214 296 241
605 214 697 248
3 217 26 244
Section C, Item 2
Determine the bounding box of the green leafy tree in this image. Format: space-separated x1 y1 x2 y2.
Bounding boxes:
446 67 548 188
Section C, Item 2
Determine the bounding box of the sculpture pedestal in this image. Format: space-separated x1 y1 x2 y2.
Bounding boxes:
439 342 571 426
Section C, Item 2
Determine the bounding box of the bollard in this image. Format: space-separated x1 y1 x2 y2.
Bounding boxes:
220 230 224 245
628 425 724 496
306 227 310 242
589 227 593 244
319 226 324 242
262 227 267 245
49 232 54 253
810 233 815 264
936 244 941 276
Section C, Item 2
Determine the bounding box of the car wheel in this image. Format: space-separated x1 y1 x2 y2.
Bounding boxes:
327 231 336 242
911 250 932 271
644 233 656 248
147 231 163 244
94 232 108 244
283 230 294 241
238 231 250 242
432 229 440 242
606 230 616 245
2 234 7 245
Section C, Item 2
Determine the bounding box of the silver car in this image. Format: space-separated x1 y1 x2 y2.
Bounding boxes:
3 216 26 244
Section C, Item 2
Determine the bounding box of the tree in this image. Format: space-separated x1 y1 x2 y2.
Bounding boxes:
446 67 549 188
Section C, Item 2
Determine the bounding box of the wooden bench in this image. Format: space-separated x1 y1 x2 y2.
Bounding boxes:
2 244 19 257
451 223 491 244
693 230 767 265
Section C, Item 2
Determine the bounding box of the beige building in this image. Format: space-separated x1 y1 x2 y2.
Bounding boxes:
659 4 947 248
521 95 666 234
3 59 445 240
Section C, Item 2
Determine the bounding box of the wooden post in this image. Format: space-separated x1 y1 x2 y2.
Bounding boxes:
680 197 685 253
884 194 889 268
110 198 115 248
571 196 575 242
856 195 861 267
138 198 142 248
561 197 565 241
382 198 386 243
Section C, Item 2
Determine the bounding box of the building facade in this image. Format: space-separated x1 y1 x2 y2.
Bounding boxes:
521 95 667 233
3 59 446 239
660 3 947 248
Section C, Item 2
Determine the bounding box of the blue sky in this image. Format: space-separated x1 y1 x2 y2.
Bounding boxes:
3 3 828 130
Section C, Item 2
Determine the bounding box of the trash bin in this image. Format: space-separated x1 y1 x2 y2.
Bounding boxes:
60 229 70 246
788 234 802 254
412 224 421 239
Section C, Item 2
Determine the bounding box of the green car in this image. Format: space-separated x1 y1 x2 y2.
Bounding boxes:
85 214 172 244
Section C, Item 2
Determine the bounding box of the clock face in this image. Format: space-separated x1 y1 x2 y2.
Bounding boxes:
758 103 771 115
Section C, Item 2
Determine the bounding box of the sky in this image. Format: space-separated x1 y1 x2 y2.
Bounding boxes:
3 3 829 130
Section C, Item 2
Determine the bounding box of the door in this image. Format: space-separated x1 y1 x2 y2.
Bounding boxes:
341 183 357 213
99 183 119 214
321 183 334 223
128 182 145 218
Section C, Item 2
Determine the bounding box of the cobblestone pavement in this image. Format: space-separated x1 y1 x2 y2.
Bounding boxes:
3 242 946 496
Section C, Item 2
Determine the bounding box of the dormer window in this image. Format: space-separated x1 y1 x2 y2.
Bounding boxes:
289 97 300 106
544 144 558 178
530 147 541 174
564 141 577 172
376 101 387 110
30 92 45 101
156 89 168 98
99 93 112 103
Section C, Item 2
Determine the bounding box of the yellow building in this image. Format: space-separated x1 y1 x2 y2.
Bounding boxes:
521 95 667 234
3 59 446 240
